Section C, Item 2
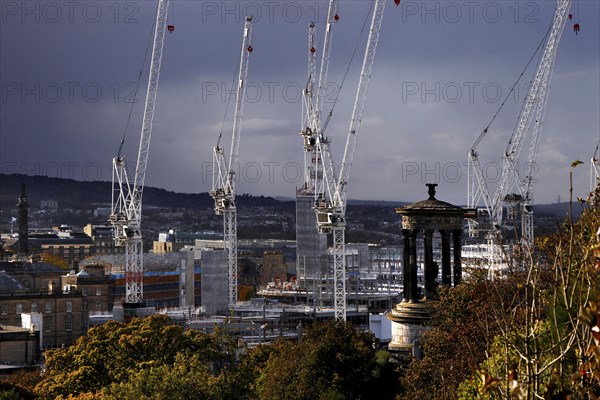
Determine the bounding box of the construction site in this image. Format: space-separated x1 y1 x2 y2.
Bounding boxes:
2 0 589 349
94 0 593 347
103 0 403 336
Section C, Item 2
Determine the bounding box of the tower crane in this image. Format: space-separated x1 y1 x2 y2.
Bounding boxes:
296 1 337 290
109 0 170 304
299 0 338 195
296 22 318 287
314 0 386 321
299 21 318 195
467 0 573 263
211 16 253 309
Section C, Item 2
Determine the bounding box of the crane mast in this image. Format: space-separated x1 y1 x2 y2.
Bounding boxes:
109 0 169 304
467 0 572 254
315 0 386 321
299 22 318 193
301 0 337 200
297 23 319 288
211 16 253 309
315 0 338 133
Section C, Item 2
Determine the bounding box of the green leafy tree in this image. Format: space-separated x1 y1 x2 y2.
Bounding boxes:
104 354 221 399
399 272 518 399
465 170 600 399
404 164 600 399
256 320 384 400
35 315 236 399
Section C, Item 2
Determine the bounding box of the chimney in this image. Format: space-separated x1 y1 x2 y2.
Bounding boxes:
17 182 30 254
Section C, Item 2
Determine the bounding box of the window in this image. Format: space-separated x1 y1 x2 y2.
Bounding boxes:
43 315 53 332
31 303 37 313
64 315 73 332
15 303 23 314
0 304 7 315
96 288 102 296
82 288 88 296
45 302 52 313
65 301 72 313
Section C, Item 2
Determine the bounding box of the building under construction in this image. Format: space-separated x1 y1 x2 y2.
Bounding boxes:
295 189 328 296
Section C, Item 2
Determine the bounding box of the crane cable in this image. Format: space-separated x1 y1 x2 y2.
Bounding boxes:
216 60 241 149
171 0 175 28
471 20 553 151
321 1 374 134
116 14 157 158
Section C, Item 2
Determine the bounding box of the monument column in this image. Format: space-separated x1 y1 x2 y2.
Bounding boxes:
441 230 451 285
402 229 411 302
423 229 435 299
453 229 462 286
409 230 419 302
389 184 468 356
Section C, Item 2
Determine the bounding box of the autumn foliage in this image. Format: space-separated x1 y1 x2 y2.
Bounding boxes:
0 315 398 399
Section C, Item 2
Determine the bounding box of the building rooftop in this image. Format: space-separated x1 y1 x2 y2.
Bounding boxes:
80 252 182 273
0 261 64 274
397 184 464 214
0 271 25 292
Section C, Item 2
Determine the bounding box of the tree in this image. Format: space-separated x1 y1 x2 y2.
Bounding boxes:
2 369 42 399
255 320 386 400
104 354 222 399
399 272 516 399
0 381 37 400
465 167 600 399
41 252 69 270
35 315 238 399
403 164 600 399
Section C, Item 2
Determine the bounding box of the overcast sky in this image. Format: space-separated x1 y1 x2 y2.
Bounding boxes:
1 0 598 205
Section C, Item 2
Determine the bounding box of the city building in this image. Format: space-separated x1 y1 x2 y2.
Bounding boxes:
154 230 221 254
61 265 111 315
0 325 39 367
80 251 201 310
0 269 88 348
84 224 124 255
17 182 30 255
40 199 58 211
295 190 328 292
0 261 64 291
29 231 95 268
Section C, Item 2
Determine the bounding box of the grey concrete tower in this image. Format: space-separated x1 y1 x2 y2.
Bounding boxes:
17 182 30 254
295 188 328 296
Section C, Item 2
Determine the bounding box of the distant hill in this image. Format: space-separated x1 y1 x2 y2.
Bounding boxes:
0 174 584 219
347 199 410 207
534 202 584 219
0 174 281 211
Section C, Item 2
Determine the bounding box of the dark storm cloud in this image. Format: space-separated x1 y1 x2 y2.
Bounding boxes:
1 1 598 204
